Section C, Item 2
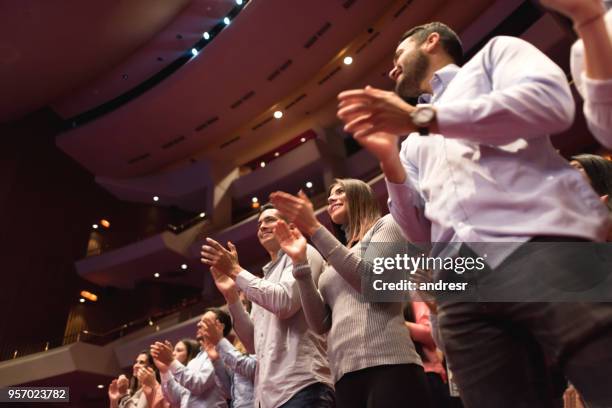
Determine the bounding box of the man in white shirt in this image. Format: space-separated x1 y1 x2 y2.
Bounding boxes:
337 21 612 407
200 204 334 408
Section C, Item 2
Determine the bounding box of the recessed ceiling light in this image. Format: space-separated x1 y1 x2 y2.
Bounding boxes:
181 264 188 270
203 32 210 40
306 181 313 188
191 48 198 57
199 212 206 218
260 162 266 168
97 385 104 389
153 196 159 202
92 224 98 229
252 197 259 203
79 298 85 303
300 137 306 143
274 152 280 157
154 272 160 278
273 110 283 119
236 0 243 4
224 17 231 25
343 56 353 65
100 219 110 228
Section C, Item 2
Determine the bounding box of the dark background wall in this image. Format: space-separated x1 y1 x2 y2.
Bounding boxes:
0 110 199 359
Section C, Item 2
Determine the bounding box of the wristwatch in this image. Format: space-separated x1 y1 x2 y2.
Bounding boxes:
410 104 436 136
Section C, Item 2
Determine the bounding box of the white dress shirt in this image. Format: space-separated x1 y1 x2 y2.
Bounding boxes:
228 245 334 408
570 6 612 148
387 36 610 268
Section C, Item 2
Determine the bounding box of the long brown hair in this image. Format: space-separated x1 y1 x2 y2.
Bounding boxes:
328 178 381 247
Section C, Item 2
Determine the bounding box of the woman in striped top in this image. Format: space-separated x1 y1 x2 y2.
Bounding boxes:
270 178 432 408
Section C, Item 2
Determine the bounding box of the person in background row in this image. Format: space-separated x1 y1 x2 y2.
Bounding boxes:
108 350 168 408
156 338 200 408
202 306 256 408
541 0 612 147
270 179 431 408
150 313 228 408
200 203 334 408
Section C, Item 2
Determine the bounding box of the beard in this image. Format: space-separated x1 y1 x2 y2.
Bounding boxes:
394 48 430 101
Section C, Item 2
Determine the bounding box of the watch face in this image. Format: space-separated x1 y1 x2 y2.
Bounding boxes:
414 107 434 126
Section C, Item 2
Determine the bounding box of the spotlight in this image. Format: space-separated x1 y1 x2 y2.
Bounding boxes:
306 181 313 188
224 17 231 25
343 56 353 65
92 224 98 229
154 272 160 278
97 385 104 389
181 264 188 270
273 110 283 119
300 137 306 143
203 32 210 40
236 0 243 4
252 202 260 209
199 212 206 218
252 197 259 203
191 48 198 57
79 298 85 303
260 162 266 168
153 196 159 202
274 152 280 157
100 219 110 228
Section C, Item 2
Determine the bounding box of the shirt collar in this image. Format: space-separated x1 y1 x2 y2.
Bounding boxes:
428 63 460 101
262 249 287 274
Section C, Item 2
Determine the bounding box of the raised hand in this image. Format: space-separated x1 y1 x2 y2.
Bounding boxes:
108 379 121 402
201 238 242 278
136 366 157 389
269 190 321 237
202 314 224 346
203 339 219 361
150 341 174 368
274 220 308 264
116 375 129 395
337 86 417 140
209 266 239 304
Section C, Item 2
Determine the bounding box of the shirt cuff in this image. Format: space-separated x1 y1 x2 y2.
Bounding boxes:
582 73 612 104
169 359 184 375
235 269 258 292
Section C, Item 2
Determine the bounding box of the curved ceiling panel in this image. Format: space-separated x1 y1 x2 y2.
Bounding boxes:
0 0 192 123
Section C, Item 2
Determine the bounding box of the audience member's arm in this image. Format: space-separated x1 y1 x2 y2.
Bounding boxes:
234 269 302 319
227 299 256 354
168 358 217 395
160 371 188 407
273 220 332 334
311 215 408 294
434 36 575 144
217 338 258 381
406 302 437 349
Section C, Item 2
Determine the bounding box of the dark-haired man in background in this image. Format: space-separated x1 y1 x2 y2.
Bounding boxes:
338 21 612 407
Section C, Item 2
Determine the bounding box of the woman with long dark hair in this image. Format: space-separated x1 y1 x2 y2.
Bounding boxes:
270 178 432 408
108 350 167 408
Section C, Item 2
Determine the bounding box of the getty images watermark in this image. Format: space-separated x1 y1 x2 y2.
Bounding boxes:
360 242 612 302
